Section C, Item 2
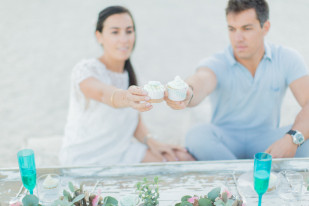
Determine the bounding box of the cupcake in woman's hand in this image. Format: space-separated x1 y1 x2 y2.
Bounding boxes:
167 76 188 101
143 81 165 103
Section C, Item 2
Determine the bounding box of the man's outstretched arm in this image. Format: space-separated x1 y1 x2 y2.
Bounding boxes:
265 75 309 158
165 67 217 110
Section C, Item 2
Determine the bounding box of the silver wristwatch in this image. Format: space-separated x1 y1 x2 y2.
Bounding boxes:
287 129 305 147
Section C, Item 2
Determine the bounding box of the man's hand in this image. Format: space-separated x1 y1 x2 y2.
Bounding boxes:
164 87 193 110
265 134 298 158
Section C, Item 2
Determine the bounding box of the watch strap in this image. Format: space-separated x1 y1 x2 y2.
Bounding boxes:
287 130 297 136
287 129 305 147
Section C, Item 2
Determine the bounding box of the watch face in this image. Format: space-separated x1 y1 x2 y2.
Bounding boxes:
295 133 305 144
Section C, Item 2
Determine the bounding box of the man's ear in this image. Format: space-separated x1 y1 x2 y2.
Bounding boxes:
262 20 270 35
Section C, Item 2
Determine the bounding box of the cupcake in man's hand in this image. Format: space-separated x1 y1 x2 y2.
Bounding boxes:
167 76 188 101
143 81 165 103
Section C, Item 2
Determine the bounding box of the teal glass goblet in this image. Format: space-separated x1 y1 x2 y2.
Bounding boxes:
17 149 37 195
254 152 272 206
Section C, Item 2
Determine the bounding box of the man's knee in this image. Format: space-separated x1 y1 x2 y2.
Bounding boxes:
185 124 217 160
295 140 309 157
185 124 214 149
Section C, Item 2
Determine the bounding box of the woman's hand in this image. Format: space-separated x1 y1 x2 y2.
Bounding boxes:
164 87 193 110
126 85 153 112
146 138 188 161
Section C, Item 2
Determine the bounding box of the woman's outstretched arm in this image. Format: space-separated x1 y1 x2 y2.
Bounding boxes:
80 77 152 112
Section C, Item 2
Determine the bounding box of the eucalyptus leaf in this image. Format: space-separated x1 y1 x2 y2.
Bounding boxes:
63 196 69 201
104 196 118 205
180 201 193 206
207 187 221 202
63 190 71 199
222 192 227 203
22 195 39 206
198 198 213 206
215 198 235 206
214 199 224 206
180 195 191 202
226 199 235 206
72 194 85 203
68 182 75 193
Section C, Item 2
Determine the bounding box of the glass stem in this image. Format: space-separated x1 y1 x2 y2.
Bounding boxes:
30 190 33 195
258 195 262 206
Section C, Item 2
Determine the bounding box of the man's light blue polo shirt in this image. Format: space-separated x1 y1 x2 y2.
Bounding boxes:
198 42 308 136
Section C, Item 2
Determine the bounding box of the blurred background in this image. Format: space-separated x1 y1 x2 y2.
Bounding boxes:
0 0 308 167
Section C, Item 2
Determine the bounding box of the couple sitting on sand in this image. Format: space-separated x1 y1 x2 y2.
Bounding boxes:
60 0 309 166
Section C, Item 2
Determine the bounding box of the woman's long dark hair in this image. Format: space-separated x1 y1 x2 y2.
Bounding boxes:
96 6 137 86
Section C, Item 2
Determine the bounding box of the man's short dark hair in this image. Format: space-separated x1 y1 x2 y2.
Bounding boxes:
226 0 269 27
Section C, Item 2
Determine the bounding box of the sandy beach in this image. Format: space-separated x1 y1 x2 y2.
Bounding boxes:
0 0 308 168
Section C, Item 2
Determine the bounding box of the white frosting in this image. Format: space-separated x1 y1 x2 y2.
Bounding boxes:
167 76 188 89
144 81 165 91
43 175 59 189
268 173 277 190
143 81 165 100
269 173 277 186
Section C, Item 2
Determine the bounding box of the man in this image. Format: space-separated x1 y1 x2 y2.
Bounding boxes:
165 0 309 160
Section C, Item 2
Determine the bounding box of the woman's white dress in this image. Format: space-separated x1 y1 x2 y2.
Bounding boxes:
59 58 147 165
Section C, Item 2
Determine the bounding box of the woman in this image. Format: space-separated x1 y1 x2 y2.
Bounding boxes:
60 6 194 165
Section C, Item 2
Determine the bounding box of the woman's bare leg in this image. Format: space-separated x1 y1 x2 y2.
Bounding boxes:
174 149 196 161
141 149 164 162
142 149 195 162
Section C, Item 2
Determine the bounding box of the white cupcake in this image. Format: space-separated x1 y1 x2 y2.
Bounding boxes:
120 195 138 206
167 76 188 101
267 173 278 192
43 174 59 189
143 81 165 103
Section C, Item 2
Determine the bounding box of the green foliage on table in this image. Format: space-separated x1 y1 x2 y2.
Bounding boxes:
51 181 85 206
52 193 84 206
198 197 213 206
207 187 221 202
51 181 118 206
181 196 192 202
174 201 193 206
103 196 118 206
213 191 236 206
136 176 160 206
22 195 41 206
213 198 234 206
52 194 84 206
174 187 243 206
